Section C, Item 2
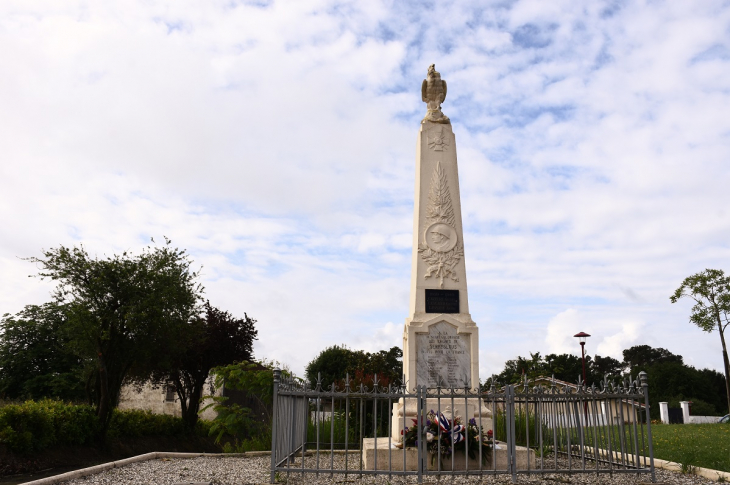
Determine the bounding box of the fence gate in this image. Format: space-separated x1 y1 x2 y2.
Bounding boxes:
270 370 656 483
668 408 683 424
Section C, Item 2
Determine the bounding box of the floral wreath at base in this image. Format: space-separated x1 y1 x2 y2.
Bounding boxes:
398 410 493 466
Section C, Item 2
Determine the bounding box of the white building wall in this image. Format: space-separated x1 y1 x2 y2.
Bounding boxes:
118 377 220 421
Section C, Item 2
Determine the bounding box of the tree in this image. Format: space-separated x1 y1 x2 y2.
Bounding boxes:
357 347 403 385
305 345 403 389
495 352 600 385
0 303 87 401
203 360 285 452
639 361 726 418
622 345 682 370
671 268 730 413
28 240 203 436
305 345 356 388
593 355 624 378
543 353 591 383
151 302 257 430
494 344 727 417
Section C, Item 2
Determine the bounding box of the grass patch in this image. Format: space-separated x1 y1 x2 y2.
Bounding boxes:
493 409 730 473
572 422 730 473
651 423 730 473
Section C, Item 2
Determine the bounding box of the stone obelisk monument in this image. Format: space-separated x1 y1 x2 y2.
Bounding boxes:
392 64 484 438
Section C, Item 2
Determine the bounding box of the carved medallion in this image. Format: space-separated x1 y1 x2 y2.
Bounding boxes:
427 125 450 151
418 161 464 288
425 222 457 252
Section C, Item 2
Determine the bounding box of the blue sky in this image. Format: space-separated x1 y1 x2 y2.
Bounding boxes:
1 0 730 380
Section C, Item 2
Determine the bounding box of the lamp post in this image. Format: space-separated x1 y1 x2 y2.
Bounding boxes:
574 331 591 420
573 332 591 385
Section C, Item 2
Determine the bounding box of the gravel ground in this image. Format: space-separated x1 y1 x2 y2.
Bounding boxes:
57 454 717 485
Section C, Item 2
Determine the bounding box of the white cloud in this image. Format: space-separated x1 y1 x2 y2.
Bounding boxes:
1 0 730 379
596 320 643 359
545 309 583 355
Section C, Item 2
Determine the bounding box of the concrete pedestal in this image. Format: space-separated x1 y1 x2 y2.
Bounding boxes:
362 437 536 471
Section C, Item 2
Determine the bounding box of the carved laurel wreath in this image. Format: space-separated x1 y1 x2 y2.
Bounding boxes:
418 161 463 288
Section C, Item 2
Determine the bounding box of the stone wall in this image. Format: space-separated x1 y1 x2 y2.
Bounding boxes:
118 377 220 421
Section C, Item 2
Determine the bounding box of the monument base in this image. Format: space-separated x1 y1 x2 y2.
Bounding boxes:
390 397 492 440
362 438 536 471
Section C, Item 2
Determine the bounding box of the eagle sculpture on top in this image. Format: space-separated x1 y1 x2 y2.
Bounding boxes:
421 64 450 124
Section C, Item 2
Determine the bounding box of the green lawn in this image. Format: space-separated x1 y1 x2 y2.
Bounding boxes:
501 415 730 474
650 423 730 473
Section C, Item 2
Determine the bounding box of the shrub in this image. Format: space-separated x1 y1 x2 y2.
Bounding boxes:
0 400 66 453
45 400 98 446
0 399 98 453
108 409 184 438
0 399 211 454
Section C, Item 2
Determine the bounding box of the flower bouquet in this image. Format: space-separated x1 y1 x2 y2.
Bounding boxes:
400 410 492 466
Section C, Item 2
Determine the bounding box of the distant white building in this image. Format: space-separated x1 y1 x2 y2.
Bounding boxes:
118 377 221 421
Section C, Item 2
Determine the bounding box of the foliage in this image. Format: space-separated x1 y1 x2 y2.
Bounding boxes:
663 397 717 417
305 345 402 389
671 268 730 414
623 345 683 370
401 410 491 465
108 409 186 438
630 361 725 419
150 302 257 431
27 239 204 436
493 351 619 386
233 426 272 452
0 399 209 454
0 303 87 401
307 412 357 450
494 344 727 417
0 399 96 453
593 354 625 377
203 360 280 452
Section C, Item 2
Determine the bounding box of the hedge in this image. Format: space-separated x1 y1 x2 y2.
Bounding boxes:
0 399 211 454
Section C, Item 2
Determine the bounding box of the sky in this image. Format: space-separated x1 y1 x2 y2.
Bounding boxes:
1 0 730 381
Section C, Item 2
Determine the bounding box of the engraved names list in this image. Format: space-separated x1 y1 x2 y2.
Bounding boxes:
416 321 471 388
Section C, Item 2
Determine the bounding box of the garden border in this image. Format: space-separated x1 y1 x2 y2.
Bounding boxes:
21 452 258 485
19 449 730 484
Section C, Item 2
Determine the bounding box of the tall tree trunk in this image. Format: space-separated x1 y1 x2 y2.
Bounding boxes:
97 360 111 438
175 374 189 418
174 372 201 432
184 383 202 431
719 324 730 414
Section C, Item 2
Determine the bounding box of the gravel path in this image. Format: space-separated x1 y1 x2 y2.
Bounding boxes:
57 454 717 485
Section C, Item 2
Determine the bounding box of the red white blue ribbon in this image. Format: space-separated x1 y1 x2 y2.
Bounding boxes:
437 412 465 444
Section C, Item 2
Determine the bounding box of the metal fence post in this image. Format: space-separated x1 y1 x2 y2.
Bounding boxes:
417 385 424 484
270 368 282 484
639 371 656 483
506 385 517 482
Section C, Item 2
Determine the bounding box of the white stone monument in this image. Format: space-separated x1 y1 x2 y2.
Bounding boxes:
391 64 488 439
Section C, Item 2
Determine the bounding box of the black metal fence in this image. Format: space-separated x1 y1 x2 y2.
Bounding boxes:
270 370 655 483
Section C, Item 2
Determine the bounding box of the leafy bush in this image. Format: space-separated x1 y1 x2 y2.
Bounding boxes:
204 360 283 452
0 399 211 454
108 409 185 438
47 401 98 446
0 399 97 453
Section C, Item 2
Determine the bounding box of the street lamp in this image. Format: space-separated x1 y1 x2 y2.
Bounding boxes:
573 332 591 385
